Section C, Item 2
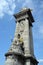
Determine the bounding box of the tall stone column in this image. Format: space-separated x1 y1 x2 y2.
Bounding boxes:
5 8 38 65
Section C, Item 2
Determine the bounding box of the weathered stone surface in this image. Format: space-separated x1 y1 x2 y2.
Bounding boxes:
5 8 38 65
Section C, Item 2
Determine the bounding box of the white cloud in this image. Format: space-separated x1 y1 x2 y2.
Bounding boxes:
0 12 4 18
22 0 34 10
38 59 43 63
0 0 35 18
0 0 16 18
0 0 43 20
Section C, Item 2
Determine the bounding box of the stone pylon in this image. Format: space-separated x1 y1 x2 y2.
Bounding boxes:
5 8 38 65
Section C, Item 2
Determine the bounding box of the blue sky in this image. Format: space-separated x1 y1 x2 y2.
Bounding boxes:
0 0 43 65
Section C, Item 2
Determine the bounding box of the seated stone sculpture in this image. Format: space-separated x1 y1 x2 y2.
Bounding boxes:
17 34 24 52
